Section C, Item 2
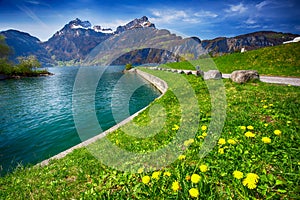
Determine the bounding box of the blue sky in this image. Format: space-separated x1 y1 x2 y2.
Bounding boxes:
0 0 299 41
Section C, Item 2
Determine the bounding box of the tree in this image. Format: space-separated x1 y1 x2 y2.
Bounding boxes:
0 35 13 74
0 35 12 59
15 55 41 75
125 63 133 70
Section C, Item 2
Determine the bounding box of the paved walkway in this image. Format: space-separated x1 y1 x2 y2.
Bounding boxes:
149 68 300 86
223 74 300 86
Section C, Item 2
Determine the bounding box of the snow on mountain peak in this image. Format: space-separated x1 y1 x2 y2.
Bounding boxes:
69 18 92 29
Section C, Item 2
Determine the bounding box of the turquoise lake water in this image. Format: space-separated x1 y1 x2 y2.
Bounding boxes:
0 66 160 175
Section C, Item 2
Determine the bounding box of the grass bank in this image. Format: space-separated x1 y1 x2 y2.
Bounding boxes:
163 43 300 77
0 68 299 199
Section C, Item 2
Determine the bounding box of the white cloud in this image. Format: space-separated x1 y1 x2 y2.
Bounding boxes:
225 3 247 14
245 18 256 25
17 5 49 29
149 9 218 25
150 9 189 24
194 11 218 18
256 1 271 10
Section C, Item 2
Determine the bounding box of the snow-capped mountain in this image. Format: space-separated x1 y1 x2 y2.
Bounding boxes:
1 16 299 66
69 18 92 29
115 16 155 34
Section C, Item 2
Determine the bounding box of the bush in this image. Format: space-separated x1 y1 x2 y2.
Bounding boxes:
125 63 133 70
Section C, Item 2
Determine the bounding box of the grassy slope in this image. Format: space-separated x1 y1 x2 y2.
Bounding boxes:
163 42 300 77
0 69 299 199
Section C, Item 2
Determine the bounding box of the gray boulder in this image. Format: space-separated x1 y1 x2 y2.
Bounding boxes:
204 70 222 80
230 70 259 83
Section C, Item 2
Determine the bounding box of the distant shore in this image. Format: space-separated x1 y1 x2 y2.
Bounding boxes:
0 71 53 80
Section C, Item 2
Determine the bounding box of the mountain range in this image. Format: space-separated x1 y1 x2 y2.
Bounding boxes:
1 16 299 66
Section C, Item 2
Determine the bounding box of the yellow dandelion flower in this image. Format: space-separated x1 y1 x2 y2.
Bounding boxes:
218 148 224 154
247 125 254 130
152 171 161 180
269 104 273 107
261 137 271 144
202 132 207 137
191 174 201 183
218 138 226 145
137 167 144 173
287 121 291 124
263 105 268 109
228 139 236 145
142 176 150 184
264 123 268 127
233 170 243 179
172 124 179 131
245 131 255 138
240 126 246 130
172 181 180 192
184 138 194 146
274 130 281 136
242 173 259 189
201 125 207 131
178 155 186 160
163 172 171 177
199 164 208 172
189 188 199 198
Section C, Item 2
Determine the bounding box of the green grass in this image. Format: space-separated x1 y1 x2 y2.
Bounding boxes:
0 69 299 199
162 43 300 77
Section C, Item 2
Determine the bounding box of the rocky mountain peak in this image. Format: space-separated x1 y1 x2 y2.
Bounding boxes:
68 18 92 29
115 16 155 34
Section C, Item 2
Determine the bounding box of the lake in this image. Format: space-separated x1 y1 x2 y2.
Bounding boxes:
0 66 160 175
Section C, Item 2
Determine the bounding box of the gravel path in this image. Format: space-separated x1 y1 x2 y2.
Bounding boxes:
223 73 300 86
148 68 300 87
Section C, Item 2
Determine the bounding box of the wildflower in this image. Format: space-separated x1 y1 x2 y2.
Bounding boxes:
247 125 254 130
245 131 255 138
228 139 236 145
218 138 226 145
137 167 144 173
189 188 199 198
287 121 291 124
243 173 259 189
142 176 150 184
197 135 204 139
233 170 243 179
264 123 268 127
240 126 246 130
185 175 191 181
199 164 208 172
172 124 179 131
269 104 273 107
164 172 171 177
191 174 201 183
263 105 268 109
201 125 207 131
178 155 186 160
218 148 224 154
261 100 267 102
202 132 207 137
172 181 180 192
261 137 271 144
152 171 161 180
274 130 281 136
184 138 194 146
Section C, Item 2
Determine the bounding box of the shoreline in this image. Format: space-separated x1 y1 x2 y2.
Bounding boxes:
38 68 168 166
0 72 54 80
